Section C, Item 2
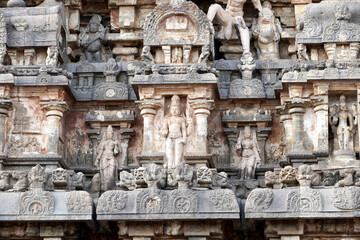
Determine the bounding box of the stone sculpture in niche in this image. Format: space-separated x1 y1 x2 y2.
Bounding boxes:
79 14 107 62
329 95 357 159
207 0 262 54
251 1 282 59
161 95 187 169
235 126 261 179
95 125 120 191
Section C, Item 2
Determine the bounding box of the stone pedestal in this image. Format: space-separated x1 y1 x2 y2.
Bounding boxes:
41 102 68 155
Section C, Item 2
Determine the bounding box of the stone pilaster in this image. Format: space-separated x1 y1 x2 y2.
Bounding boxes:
223 127 237 166
313 97 329 152
257 127 272 164
41 102 68 154
0 100 11 155
189 100 214 153
137 100 161 154
289 102 306 152
278 108 293 153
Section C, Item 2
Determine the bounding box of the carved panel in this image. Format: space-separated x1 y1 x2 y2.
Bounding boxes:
168 189 198 213
286 188 322 212
97 190 128 213
245 189 273 212
209 189 239 211
66 191 92 214
136 189 168 214
19 188 55 215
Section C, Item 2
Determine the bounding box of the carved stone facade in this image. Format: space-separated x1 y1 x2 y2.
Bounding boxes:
1 0 360 239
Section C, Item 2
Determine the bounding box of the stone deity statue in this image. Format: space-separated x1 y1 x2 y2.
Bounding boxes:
161 95 187 169
251 1 282 59
79 14 107 62
94 125 120 191
235 126 261 179
207 0 262 55
330 95 357 151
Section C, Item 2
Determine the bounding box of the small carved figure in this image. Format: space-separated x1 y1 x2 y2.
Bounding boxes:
235 126 261 179
207 0 262 55
46 46 58 66
103 58 120 82
28 164 47 189
119 171 135 190
12 171 28 191
95 125 120 191
322 171 337 186
0 172 10 191
335 168 354 187
330 95 357 151
141 46 154 63
79 15 107 62
213 171 228 188
296 165 313 187
144 163 164 189
251 1 282 59
198 45 211 63
174 163 193 189
161 95 187 169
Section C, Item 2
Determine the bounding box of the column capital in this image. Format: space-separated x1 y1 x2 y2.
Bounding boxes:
0 100 12 116
41 101 68 118
136 100 161 112
188 99 214 113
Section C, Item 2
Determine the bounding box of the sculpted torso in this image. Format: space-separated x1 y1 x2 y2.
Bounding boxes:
167 116 186 139
226 0 247 17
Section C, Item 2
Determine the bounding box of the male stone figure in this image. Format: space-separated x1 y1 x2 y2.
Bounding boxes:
79 14 107 62
236 125 261 179
95 125 120 191
207 0 262 55
161 95 187 169
330 95 356 151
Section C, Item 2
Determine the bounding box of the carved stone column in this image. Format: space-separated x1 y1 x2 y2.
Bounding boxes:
289 102 306 152
137 100 161 154
41 102 68 154
223 127 237 166
278 110 292 153
0 100 11 155
189 100 214 153
257 127 272 164
313 97 328 152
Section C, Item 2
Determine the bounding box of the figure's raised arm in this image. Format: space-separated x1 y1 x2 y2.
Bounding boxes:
251 0 262 12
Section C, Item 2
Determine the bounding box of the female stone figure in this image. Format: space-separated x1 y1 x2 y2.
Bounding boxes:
161 95 187 169
236 126 261 179
95 125 120 191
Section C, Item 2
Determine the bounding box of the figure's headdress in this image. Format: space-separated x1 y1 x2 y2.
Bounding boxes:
170 95 180 108
89 14 102 25
106 125 114 133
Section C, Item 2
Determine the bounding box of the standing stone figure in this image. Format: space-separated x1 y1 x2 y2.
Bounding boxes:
330 95 356 151
95 125 120 191
79 14 107 62
251 1 282 59
207 0 262 55
236 126 261 179
161 95 187 169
